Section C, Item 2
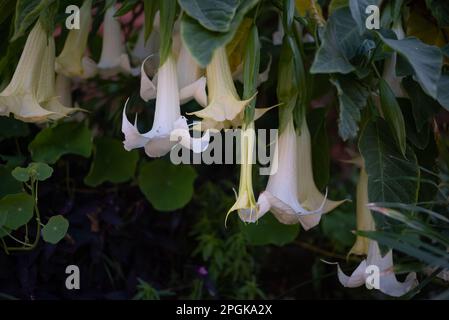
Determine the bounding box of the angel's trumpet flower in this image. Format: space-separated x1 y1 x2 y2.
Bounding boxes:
296 120 346 230
338 240 418 297
227 123 258 222
189 47 271 131
0 21 76 122
122 55 209 157
382 21 407 98
349 158 375 256
97 6 134 77
36 34 79 120
55 0 97 78
239 119 326 228
140 42 207 107
337 162 418 297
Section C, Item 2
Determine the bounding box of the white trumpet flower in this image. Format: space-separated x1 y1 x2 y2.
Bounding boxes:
228 123 258 221
189 47 271 131
97 6 134 77
338 241 418 297
239 119 326 228
296 120 346 230
55 0 97 79
140 42 207 107
337 160 418 297
0 21 77 122
349 158 375 256
122 55 209 157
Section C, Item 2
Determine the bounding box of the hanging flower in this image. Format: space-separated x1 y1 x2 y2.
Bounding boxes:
140 41 207 107
188 47 271 131
337 161 418 297
97 6 135 77
0 21 76 122
239 118 326 228
55 0 97 79
296 119 346 230
122 54 209 157
227 123 258 222
348 157 375 256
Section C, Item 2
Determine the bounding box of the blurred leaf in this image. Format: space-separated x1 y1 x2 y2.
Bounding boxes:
328 0 348 15
0 165 22 198
42 215 69 244
226 17 252 73
311 7 362 74
179 0 239 32
0 117 29 140
84 137 139 187
330 74 369 140
321 211 355 250
406 9 446 47
158 0 176 65
377 33 443 99
425 0 449 27
181 0 259 67
0 193 34 230
12 0 56 41
12 162 53 182
379 78 406 156
0 0 16 25
144 0 158 41
29 122 93 164
114 0 139 17
138 160 197 211
240 214 300 246
437 73 449 111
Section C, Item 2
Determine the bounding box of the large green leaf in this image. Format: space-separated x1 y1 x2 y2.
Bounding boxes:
240 214 299 246
379 78 406 156
179 0 239 32
0 193 34 230
138 160 197 211
0 117 29 140
349 0 381 34
84 137 139 187
180 0 259 67
42 215 69 244
359 119 419 206
0 165 22 199
29 122 93 164
144 0 159 41
12 0 56 40
330 74 369 140
377 33 443 99
310 7 362 74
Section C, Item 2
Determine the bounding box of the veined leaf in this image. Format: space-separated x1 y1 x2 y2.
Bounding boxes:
12 0 56 40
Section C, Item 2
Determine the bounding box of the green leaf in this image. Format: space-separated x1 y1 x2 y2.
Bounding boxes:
321 211 355 250
144 0 159 41
12 0 55 41
114 0 139 17
0 193 34 230
180 0 259 67
0 117 29 140
0 165 22 199
240 214 300 246
138 160 197 211
330 74 369 140
377 33 443 98
12 162 53 182
379 78 407 156
158 0 176 65
328 0 348 14
359 119 419 208
42 215 69 244
0 0 16 25
84 137 139 187
178 0 239 32
349 0 381 34
310 7 362 74
29 122 93 164
425 0 449 27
